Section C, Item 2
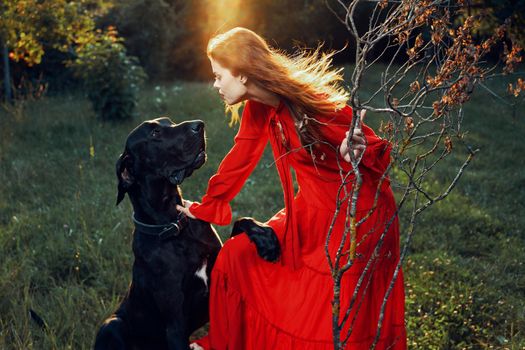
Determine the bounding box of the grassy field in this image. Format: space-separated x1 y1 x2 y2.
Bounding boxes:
0 75 524 349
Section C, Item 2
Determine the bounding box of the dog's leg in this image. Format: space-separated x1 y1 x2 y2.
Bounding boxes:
164 303 191 350
166 323 191 350
152 279 191 350
231 217 281 262
94 316 128 350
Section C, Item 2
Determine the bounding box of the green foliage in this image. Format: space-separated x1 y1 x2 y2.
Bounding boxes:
396 73 525 349
405 249 524 349
103 0 189 80
68 28 146 121
0 0 144 120
0 0 97 66
460 0 525 47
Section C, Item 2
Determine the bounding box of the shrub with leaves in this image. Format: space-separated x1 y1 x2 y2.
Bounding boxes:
68 26 146 121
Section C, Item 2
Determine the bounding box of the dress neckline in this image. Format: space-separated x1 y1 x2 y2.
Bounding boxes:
274 99 285 113
264 98 284 112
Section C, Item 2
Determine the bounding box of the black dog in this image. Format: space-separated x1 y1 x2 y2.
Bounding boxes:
94 117 280 350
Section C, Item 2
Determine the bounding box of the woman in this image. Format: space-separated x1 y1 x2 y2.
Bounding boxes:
177 27 406 350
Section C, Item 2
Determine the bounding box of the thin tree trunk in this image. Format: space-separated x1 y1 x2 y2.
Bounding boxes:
2 39 12 104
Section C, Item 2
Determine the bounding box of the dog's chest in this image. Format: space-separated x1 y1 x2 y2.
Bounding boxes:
133 236 210 287
194 258 208 288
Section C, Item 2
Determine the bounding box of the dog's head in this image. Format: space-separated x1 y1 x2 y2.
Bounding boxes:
116 117 206 205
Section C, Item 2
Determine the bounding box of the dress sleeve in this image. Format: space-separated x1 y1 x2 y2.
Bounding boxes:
189 101 270 225
321 106 391 179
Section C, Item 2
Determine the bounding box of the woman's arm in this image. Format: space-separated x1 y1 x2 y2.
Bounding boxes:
178 101 270 225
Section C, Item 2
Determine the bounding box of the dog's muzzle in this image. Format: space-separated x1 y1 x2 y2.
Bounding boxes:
165 150 206 185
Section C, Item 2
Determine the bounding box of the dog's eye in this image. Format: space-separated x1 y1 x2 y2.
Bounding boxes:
151 128 161 137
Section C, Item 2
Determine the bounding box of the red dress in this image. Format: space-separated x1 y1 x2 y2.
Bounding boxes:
190 100 406 349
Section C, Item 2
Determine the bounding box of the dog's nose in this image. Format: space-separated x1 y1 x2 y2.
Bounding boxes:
190 121 204 134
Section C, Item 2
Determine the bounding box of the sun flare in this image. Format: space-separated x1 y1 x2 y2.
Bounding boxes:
206 0 244 35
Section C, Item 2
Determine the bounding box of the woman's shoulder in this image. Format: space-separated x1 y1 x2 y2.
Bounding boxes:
244 100 273 114
237 100 271 136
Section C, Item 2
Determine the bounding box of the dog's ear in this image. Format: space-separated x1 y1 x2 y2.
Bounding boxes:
116 151 134 205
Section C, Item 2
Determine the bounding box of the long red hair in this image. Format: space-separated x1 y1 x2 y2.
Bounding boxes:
207 27 349 145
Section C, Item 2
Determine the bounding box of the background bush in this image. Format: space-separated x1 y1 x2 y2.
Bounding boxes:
68 27 146 121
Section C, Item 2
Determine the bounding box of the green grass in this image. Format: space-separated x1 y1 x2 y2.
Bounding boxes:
0 76 524 349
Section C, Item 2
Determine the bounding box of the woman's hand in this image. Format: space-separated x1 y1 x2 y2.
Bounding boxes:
176 199 196 219
339 110 367 162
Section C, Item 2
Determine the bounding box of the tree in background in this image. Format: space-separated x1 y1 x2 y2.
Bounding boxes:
0 0 92 102
100 0 352 80
0 0 145 121
3 0 524 89
67 25 146 121
319 0 523 348
461 0 525 47
102 0 189 80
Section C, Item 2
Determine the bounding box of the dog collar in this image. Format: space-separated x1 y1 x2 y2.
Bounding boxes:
132 212 188 240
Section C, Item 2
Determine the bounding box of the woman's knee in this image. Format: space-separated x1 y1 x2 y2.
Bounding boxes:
215 233 257 269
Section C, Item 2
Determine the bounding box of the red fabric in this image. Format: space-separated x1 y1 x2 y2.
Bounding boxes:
191 101 406 349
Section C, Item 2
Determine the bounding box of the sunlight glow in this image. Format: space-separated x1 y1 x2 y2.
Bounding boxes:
206 0 244 35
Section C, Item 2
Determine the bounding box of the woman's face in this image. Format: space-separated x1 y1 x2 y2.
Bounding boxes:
210 58 247 105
